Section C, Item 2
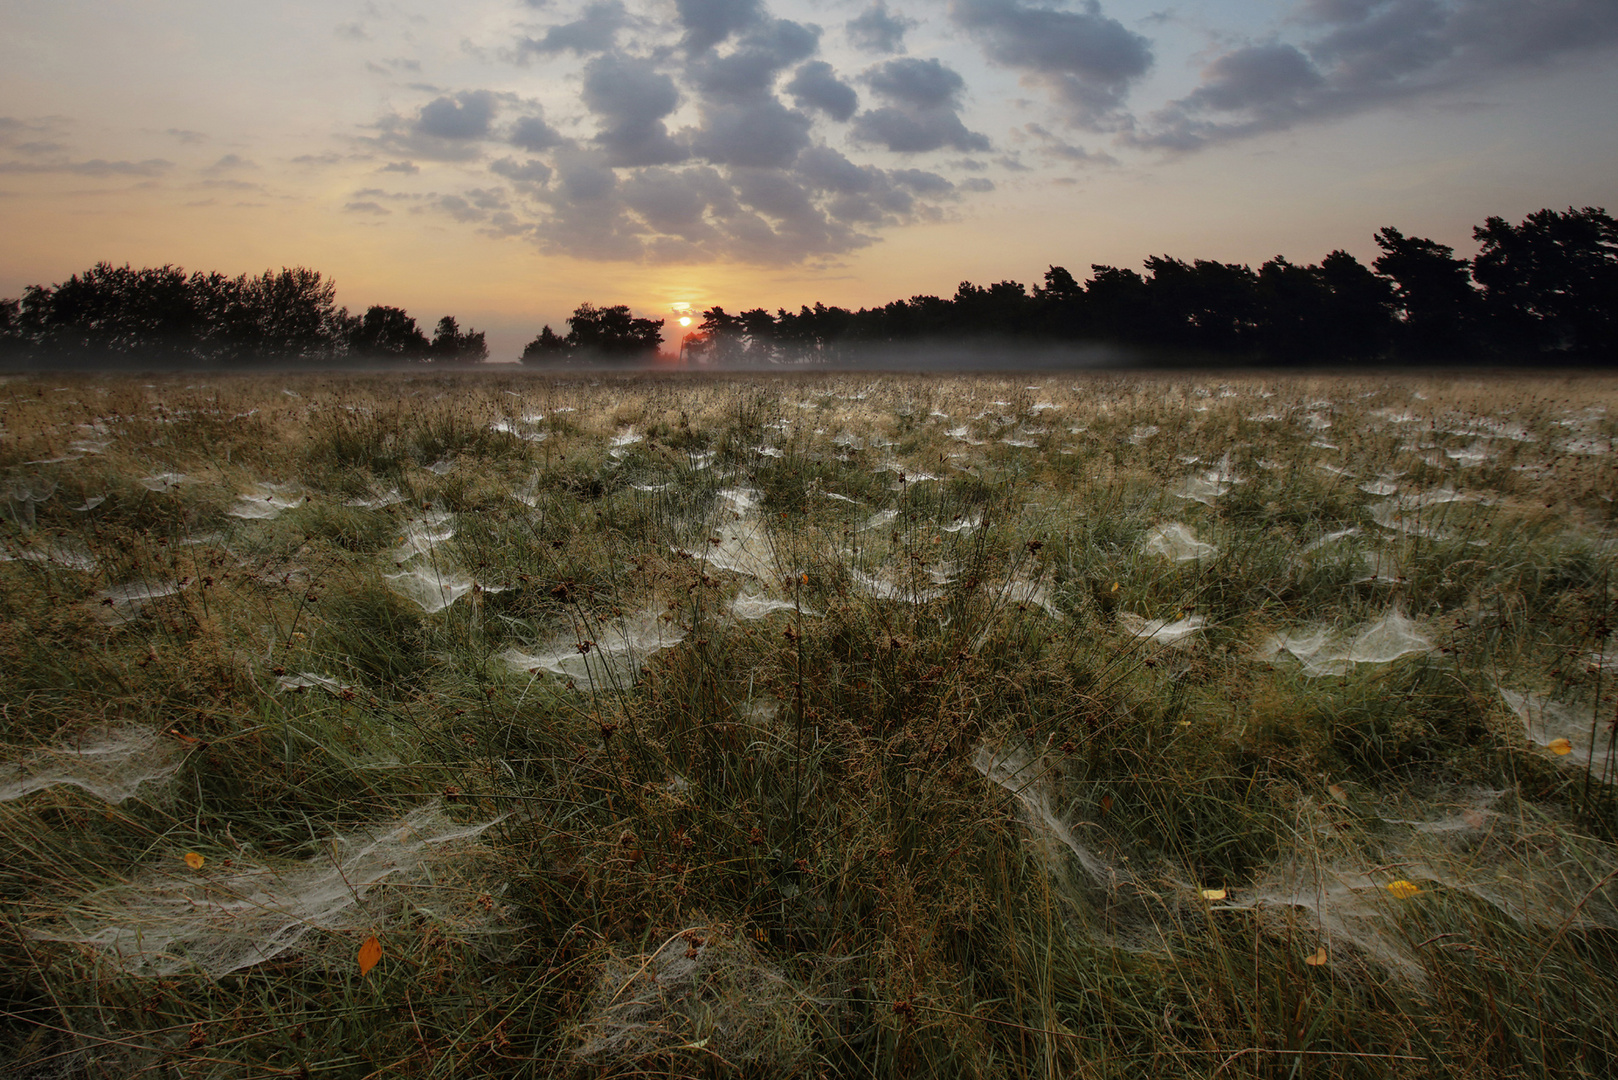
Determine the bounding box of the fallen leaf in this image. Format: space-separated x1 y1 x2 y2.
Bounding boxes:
184 852 205 871
1100 794 1113 814
358 935 382 976
1200 887 1227 901
1327 784 1348 804
1386 880 1421 899
1304 946 1328 966
1548 738 1573 756
1109 582 1120 593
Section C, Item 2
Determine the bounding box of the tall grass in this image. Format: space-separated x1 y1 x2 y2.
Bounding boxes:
0 370 1615 1078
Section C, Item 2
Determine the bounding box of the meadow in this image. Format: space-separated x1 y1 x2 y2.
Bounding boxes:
0 367 1615 1079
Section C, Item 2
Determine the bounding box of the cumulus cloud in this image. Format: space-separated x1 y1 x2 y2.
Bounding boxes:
688 19 819 102
865 57 965 109
582 54 687 165
951 0 1153 128
692 98 813 168
786 61 858 121
847 1 917 54
510 114 564 152
418 91 497 139
851 57 990 152
1136 0 1618 149
380 160 420 174
370 90 502 161
676 0 765 52
490 156 554 185
516 0 628 56
347 2 991 264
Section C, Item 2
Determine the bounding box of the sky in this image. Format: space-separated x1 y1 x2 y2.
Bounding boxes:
3 0 1616 359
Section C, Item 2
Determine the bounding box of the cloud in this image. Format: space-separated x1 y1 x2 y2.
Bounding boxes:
206 153 256 172
335 22 368 41
850 57 990 152
516 0 628 56
582 54 688 165
491 156 554 185
951 0 1154 128
847 2 917 54
1020 121 1119 165
344 201 391 214
675 0 765 52
851 107 991 152
0 158 173 177
688 19 819 102
691 98 813 167
164 128 209 144
380 160 420 174
785 61 858 121
354 3 993 265
865 57 965 110
620 166 724 240
510 114 564 152
1136 0 1618 149
418 91 497 139
369 90 503 161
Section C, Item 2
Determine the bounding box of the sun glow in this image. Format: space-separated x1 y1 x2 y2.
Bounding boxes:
678 316 692 327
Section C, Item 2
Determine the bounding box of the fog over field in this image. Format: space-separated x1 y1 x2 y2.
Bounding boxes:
1 370 1616 1077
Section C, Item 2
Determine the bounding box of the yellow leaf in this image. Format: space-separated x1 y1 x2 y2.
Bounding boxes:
1548 738 1573 756
1109 582 1120 593
1304 946 1328 966
1200 888 1227 902
1386 880 1421 899
358 935 382 976
184 852 205 871
1327 784 1348 804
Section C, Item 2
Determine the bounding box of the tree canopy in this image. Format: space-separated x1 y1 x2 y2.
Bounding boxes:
519 303 663 364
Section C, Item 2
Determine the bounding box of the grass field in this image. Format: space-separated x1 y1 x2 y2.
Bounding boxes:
1 368 1616 1079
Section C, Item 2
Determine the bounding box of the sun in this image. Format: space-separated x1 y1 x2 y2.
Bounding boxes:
671 301 693 329
678 316 692 327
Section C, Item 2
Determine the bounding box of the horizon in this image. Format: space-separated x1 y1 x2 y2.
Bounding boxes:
4 1 1615 361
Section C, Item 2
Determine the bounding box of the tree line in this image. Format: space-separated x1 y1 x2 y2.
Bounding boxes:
3 205 1611 368
522 205 1615 366
0 263 488 366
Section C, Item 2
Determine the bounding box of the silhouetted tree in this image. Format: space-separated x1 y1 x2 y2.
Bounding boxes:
520 325 567 363
427 315 490 362
349 305 430 359
567 303 663 357
1374 228 1482 359
1472 206 1618 361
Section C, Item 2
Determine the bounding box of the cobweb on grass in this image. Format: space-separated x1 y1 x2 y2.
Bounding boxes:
675 489 783 582
1498 688 1617 774
1140 523 1216 562
1222 788 1618 983
29 805 502 978
90 580 187 626
227 483 304 520
1118 613 1205 647
384 567 474 613
500 606 686 690
1255 609 1432 676
0 727 183 804
0 534 98 571
572 925 820 1072
730 586 817 621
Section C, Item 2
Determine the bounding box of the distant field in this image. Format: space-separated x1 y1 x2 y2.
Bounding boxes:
1 370 1616 1079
